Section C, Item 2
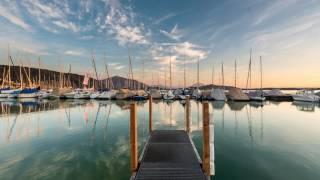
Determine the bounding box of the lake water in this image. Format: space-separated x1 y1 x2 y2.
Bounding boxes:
0 99 319 180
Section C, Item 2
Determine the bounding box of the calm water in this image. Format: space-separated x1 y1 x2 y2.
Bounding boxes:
0 99 320 180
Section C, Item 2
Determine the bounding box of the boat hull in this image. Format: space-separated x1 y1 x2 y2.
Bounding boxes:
18 93 38 98
292 95 319 102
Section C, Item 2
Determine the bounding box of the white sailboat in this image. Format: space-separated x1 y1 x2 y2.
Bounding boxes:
248 56 265 101
178 54 187 100
163 56 175 100
210 62 226 101
192 57 202 100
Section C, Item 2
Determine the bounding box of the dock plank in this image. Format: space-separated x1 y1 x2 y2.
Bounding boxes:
134 130 207 180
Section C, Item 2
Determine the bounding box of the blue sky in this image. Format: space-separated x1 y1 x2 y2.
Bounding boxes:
0 0 320 88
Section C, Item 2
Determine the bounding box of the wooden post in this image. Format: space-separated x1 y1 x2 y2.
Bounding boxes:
130 103 138 173
149 95 153 133
186 95 190 133
202 102 210 176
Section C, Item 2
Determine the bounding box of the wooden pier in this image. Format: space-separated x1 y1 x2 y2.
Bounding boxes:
130 96 212 180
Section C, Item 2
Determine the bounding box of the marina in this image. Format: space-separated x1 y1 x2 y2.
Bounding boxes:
0 98 320 179
1 0 320 179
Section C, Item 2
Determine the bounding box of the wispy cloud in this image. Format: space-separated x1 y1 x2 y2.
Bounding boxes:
22 0 80 33
53 20 79 32
152 12 179 25
64 50 83 56
160 24 182 41
79 35 94 40
0 2 31 30
252 0 299 26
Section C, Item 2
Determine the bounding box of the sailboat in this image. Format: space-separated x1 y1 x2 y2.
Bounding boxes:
98 64 117 100
248 56 266 101
163 56 175 100
178 56 187 100
192 57 202 100
0 47 21 98
226 60 249 101
210 62 226 101
90 52 101 99
133 59 148 101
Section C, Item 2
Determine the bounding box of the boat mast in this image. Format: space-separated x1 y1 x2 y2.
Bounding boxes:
91 51 99 90
211 64 214 86
1 66 6 88
197 56 199 90
246 49 252 90
222 61 225 88
19 63 23 89
170 56 172 90
260 56 263 93
164 70 167 90
184 55 186 90
142 59 144 90
38 57 41 88
235 59 237 88
7 45 11 87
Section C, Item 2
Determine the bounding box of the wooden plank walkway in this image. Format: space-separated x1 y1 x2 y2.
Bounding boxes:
133 130 207 180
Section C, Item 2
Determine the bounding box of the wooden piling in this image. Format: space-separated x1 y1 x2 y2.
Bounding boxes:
130 103 138 173
202 102 210 176
149 95 152 133
186 95 191 133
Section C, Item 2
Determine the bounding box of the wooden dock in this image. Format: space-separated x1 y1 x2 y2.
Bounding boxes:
130 96 212 180
134 130 207 180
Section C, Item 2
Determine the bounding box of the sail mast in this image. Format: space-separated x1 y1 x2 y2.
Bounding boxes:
20 63 23 89
164 70 167 90
235 59 237 87
91 50 99 90
38 57 41 88
260 56 263 92
221 61 225 88
246 49 252 90
197 56 199 89
170 56 172 90
184 55 186 90
8 45 11 87
211 64 214 86
142 59 145 90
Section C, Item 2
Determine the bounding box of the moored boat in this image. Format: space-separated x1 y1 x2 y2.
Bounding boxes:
292 90 319 102
18 87 40 98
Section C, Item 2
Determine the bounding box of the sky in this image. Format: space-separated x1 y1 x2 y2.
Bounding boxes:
0 0 320 88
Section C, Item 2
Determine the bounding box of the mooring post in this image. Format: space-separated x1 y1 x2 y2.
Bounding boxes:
130 103 138 173
202 102 210 176
149 95 153 133
186 95 191 133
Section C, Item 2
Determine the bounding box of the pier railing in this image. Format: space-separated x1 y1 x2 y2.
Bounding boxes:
129 95 214 179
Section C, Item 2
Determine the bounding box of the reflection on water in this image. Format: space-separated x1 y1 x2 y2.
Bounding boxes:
0 99 320 180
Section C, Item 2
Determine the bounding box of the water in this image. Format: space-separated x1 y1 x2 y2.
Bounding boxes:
0 99 319 180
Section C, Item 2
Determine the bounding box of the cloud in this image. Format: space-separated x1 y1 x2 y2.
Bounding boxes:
53 20 79 32
64 50 83 56
173 42 207 59
247 11 320 48
160 24 182 41
0 3 31 30
114 65 125 70
0 35 48 55
22 0 80 33
152 13 178 25
99 0 149 46
252 0 299 26
79 35 94 40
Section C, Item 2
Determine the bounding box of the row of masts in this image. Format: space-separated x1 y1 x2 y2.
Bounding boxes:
1 45 263 91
